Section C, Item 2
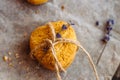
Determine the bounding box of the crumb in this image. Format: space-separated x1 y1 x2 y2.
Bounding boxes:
19 61 23 64
3 56 9 62
23 32 28 38
61 5 65 10
15 53 20 58
8 52 12 55
35 10 40 14
95 21 99 26
9 63 13 67
26 67 30 72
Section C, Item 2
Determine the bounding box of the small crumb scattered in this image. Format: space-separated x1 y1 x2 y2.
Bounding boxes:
9 63 13 67
19 61 23 65
23 32 28 38
26 67 30 72
8 52 12 55
56 33 61 38
35 10 40 14
3 56 12 62
15 53 20 58
3 56 9 62
61 5 65 10
95 21 99 26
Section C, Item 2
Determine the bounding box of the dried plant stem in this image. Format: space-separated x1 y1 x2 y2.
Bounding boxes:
96 43 107 65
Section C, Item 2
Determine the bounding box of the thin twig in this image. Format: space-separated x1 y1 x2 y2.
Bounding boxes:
96 43 107 65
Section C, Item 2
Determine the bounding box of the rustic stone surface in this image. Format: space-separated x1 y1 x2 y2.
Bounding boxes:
0 0 120 80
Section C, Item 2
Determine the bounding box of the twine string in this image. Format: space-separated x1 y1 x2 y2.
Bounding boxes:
30 22 99 80
48 39 66 73
48 22 56 42
55 63 62 80
54 38 99 80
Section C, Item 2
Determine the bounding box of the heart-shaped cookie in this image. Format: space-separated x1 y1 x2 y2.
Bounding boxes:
30 21 78 70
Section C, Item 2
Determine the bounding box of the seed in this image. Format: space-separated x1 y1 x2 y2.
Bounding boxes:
107 19 114 26
62 24 67 30
69 20 75 25
106 26 112 31
95 21 99 26
56 33 61 38
43 45 50 52
70 23 75 25
106 31 110 35
103 34 110 42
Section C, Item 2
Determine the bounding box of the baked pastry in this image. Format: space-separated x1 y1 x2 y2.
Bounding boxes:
30 21 78 70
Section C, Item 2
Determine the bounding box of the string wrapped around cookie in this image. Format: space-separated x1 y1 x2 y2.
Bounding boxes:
30 21 99 80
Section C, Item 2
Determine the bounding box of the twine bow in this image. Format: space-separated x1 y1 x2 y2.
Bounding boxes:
30 22 99 80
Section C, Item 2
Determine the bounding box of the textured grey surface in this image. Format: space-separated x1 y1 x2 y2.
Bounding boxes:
0 0 120 80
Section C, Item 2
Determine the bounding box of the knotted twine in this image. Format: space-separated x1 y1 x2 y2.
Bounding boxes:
30 22 99 80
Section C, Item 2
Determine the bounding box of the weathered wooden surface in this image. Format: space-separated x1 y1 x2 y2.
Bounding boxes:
0 0 120 80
